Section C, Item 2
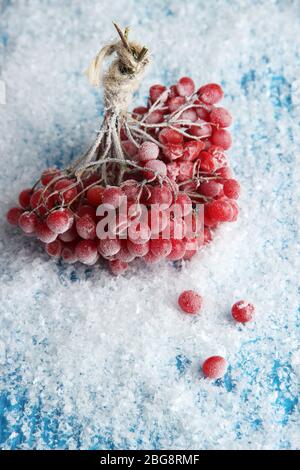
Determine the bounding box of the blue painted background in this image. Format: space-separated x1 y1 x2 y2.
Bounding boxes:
0 0 299 450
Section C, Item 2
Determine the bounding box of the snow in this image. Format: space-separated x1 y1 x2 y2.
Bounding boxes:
0 0 299 450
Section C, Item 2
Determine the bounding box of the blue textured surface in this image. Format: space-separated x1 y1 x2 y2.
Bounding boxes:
0 0 300 450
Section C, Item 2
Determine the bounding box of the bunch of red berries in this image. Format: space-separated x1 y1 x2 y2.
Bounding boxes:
6 78 240 275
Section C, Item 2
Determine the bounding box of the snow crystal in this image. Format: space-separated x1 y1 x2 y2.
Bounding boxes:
0 0 299 450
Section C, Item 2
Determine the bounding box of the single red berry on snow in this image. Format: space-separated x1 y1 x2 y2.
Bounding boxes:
6 207 23 225
18 188 33 209
231 300 255 323
223 179 240 199
46 209 74 234
198 83 224 105
178 290 202 314
202 356 227 379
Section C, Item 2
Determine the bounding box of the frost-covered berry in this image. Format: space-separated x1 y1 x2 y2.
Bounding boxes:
211 129 232 150
109 259 128 275
198 83 224 105
149 84 167 102
45 239 63 258
35 221 57 243
202 356 227 379
209 107 232 128
143 160 167 179
206 200 233 222
54 179 78 204
162 143 184 161
183 141 204 161
150 239 172 259
159 128 183 145
102 187 125 208
223 179 240 199
138 141 159 162
199 180 223 198
98 238 121 258
46 209 74 234
176 77 195 97
87 185 104 207
61 242 78 264
167 96 185 113
231 300 255 323
18 188 33 209
174 193 192 216
58 224 77 242
75 240 98 265
6 207 23 225
147 185 173 207
76 214 96 240
127 240 149 257
77 204 96 220
122 140 139 157
19 211 37 233
178 290 202 314
167 239 186 261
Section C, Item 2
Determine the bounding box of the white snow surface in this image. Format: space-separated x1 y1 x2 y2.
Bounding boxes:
0 0 299 450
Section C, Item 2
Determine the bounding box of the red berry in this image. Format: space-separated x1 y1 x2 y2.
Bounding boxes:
18 188 33 209
176 77 195 97
206 199 233 222
223 179 240 199
179 108 198 122
202 356 227 379
143 160 167 179
211 129 232 150
162 143 184 161
167 96 185 113
147 185 173 207
128 222 151 244
41 168 61 186
143 251 161 264
127 240 149 257
86 185 104 207
75 240 98 265
102 187 125 208
122 140 139 157
109 259 128 275
178 290 202 314
174 193 192 216
121 180 140 201
209 107 232 128
149 84 167 102
116 243 135 262
76 204 96 220
76 214 96 240
189 120 212 138
138 141 159 162
132 106 148 118
145 110 164 124
59 224 77 242
177 161 194 182
183 141 204 161
61 242 78 264
198 83 224 105
54 179 78 204
19 211 37 233
199 151 217 173
35 221 57 243
98 238 121 258
6 207 23 225
46 209 74 234
45 239 63 258
30 189 47 212
159 128 183 145
167 239 186 261
199 180 223 198
231 300 255 323
150 239 172 258
229 200 239 222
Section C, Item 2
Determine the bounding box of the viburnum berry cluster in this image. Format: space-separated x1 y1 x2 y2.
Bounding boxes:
6 25 240 275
